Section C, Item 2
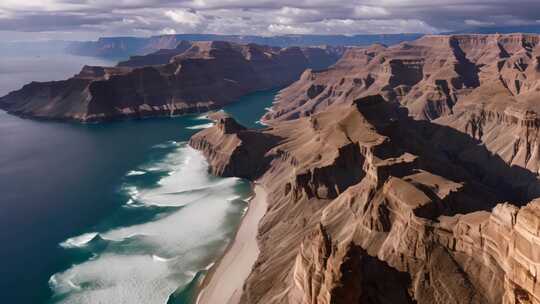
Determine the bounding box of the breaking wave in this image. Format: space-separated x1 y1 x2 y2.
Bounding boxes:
50 141 250 304
152 140 181 149
60 232 99 249
186 123 214 130
126 170 146 176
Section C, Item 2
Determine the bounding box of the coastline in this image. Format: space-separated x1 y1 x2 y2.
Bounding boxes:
196 184 267 304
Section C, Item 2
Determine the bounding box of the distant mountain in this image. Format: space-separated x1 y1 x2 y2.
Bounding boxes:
66 33 424 58
446 25 540 35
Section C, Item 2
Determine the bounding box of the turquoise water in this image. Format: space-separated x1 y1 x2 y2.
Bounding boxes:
222 88 280 128
0 89 278 303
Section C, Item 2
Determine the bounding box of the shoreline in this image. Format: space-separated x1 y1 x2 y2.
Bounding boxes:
196 184 267 304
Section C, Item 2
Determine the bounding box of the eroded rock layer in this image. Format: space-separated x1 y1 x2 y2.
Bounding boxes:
0 41 341 122
191 88 540 304
189 112 280 179
264 34 540 123
264 32 540 198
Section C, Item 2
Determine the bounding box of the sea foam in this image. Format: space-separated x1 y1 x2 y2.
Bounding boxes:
126 170 146 176
152 254 175 263
52 141 251 304
60 232 99 248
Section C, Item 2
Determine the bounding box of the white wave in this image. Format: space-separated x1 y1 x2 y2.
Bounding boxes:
152 254 174 263
50 254 180 303
133 146 241 207
186 123 214 130
124 199 144 208
226 195 241 201
255 120 268 126
100 232 151 242
152 140 182 149
123 185 140 198
60 232 98 248
67 279 82 291
139 178 240 208
49 274 82 295
127 170 146 176
49 274 59 289
51 142 249 304
183 270 197 278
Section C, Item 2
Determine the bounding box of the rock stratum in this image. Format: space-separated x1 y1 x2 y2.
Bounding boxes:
0 41 341 122
190 34 540 304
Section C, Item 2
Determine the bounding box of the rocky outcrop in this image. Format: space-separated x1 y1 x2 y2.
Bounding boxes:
189 112 280 179
191 88 540 304
0 41 341 122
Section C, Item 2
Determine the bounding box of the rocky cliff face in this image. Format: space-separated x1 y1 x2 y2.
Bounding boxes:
0 41 341 122
264 33 540 197
190 34 540 304
265 34 540 121
189 112 280 179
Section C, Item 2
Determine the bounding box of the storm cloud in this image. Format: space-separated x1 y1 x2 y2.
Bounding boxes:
1 0 540 40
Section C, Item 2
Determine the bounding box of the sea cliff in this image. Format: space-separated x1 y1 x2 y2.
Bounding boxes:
0 41 341 122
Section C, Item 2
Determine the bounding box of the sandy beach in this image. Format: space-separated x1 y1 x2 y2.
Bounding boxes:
197 184 267 304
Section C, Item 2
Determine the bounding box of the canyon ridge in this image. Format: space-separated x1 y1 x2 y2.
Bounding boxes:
190 34 540 304
0 41 342 122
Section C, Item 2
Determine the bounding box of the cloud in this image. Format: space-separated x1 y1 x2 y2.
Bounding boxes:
165 9 204 27
1 0 540 41
353 6 389 18
159 27 177 35
267 24 312 34
465 19 496 27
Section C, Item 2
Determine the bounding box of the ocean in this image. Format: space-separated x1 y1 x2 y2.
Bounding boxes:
0 49 278 303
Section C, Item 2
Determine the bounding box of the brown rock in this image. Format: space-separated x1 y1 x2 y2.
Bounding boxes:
0 41 341 122
184 34 540 304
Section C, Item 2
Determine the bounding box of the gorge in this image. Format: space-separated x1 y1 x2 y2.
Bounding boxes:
189 34 540 304
4 32 540 304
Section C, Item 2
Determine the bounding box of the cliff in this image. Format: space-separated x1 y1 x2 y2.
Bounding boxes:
264 33 540 121
0 41 341 122
190 34 540 304
189 112 279 179
265 33 540 190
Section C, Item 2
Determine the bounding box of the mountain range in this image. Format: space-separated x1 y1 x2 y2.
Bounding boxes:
190 33 540 304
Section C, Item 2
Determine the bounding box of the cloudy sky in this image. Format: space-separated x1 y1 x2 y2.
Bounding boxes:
1 0 540 41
